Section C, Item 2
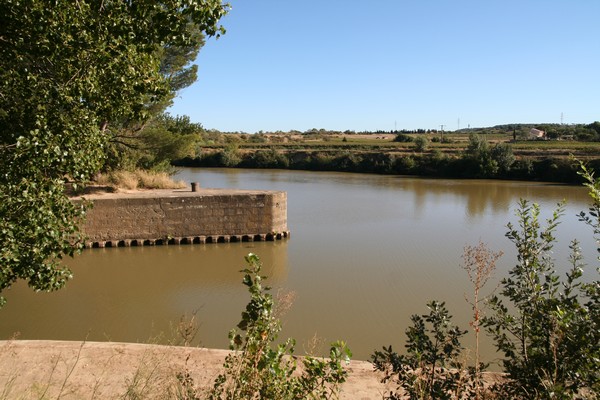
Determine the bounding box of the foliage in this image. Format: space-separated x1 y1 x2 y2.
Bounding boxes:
463 134 515 178
371 301 479 400
0 0 228 305
413 136 428 152
372 167 600 399
209 253 351 400
216 145 242 168
483 195 600 398
105 114 202 172
490 142 515 174
394 134 414 143
104 15 211 172
464 134 498 177
246 149 290 169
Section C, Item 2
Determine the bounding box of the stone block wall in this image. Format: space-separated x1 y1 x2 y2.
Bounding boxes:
75 189 288 248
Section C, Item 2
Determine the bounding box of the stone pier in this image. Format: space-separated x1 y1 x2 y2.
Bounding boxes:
73 188 289 249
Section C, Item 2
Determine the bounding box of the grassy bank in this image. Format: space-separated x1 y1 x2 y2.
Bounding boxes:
174 132 600 184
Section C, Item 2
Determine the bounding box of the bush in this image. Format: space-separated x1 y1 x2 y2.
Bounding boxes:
246 149 289 169
414 136 428 152
482 168 600 398
372 301 479 400
209 254 351 400
373 164 600 399
216 145 241 167
393 133 413 143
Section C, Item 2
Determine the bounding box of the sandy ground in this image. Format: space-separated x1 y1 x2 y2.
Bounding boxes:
0 340 389 399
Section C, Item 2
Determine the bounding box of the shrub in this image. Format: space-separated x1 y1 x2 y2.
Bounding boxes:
414 136 428 152
247 149 289 169
216 145 241 167
373 164 600 399
371 301 479 400
483 193 599 398
209 253 351 400
393 133 413 143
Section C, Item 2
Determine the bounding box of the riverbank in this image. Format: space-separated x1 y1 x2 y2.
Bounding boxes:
173 132 600 184
0 340 387 399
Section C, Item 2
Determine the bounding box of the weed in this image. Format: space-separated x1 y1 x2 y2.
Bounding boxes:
462 241 502 398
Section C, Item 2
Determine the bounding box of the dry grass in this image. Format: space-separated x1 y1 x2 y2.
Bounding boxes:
95 170 187 191
0 340 219 400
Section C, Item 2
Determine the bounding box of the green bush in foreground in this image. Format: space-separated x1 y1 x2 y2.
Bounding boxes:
208 253 351 400
482 167 599 399
372 164 599 399
372 301 480 400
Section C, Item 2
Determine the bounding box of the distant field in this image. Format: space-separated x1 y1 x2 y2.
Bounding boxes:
212 132 600 160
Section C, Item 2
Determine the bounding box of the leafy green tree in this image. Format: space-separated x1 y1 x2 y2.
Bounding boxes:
104 18 211 171
464 134 498 177
490 142 515 174
103 113 204 172
464 134 514 177
248 149 290 169
0 0 228 305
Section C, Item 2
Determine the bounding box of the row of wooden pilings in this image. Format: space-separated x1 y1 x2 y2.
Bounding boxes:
84 231 290 249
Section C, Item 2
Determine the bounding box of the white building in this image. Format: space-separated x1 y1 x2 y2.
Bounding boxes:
528 128 545 139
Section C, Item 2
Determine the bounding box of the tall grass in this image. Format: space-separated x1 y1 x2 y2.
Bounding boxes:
95 170 187 190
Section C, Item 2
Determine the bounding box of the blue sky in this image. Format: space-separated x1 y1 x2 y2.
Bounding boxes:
167 0 600 133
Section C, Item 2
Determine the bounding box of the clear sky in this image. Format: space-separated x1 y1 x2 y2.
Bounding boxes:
167 0 600 133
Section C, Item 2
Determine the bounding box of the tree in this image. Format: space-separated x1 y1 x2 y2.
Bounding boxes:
0 0 228 305
464 134 498 177
103 21 210 171
490 142 515 174
103 113 205 172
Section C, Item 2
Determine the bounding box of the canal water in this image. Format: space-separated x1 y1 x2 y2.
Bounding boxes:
0 169 596 363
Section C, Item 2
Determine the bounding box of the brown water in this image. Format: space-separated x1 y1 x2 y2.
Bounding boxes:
1 169 596 363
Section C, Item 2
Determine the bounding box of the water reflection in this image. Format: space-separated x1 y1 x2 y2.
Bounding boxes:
0 241 288 349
